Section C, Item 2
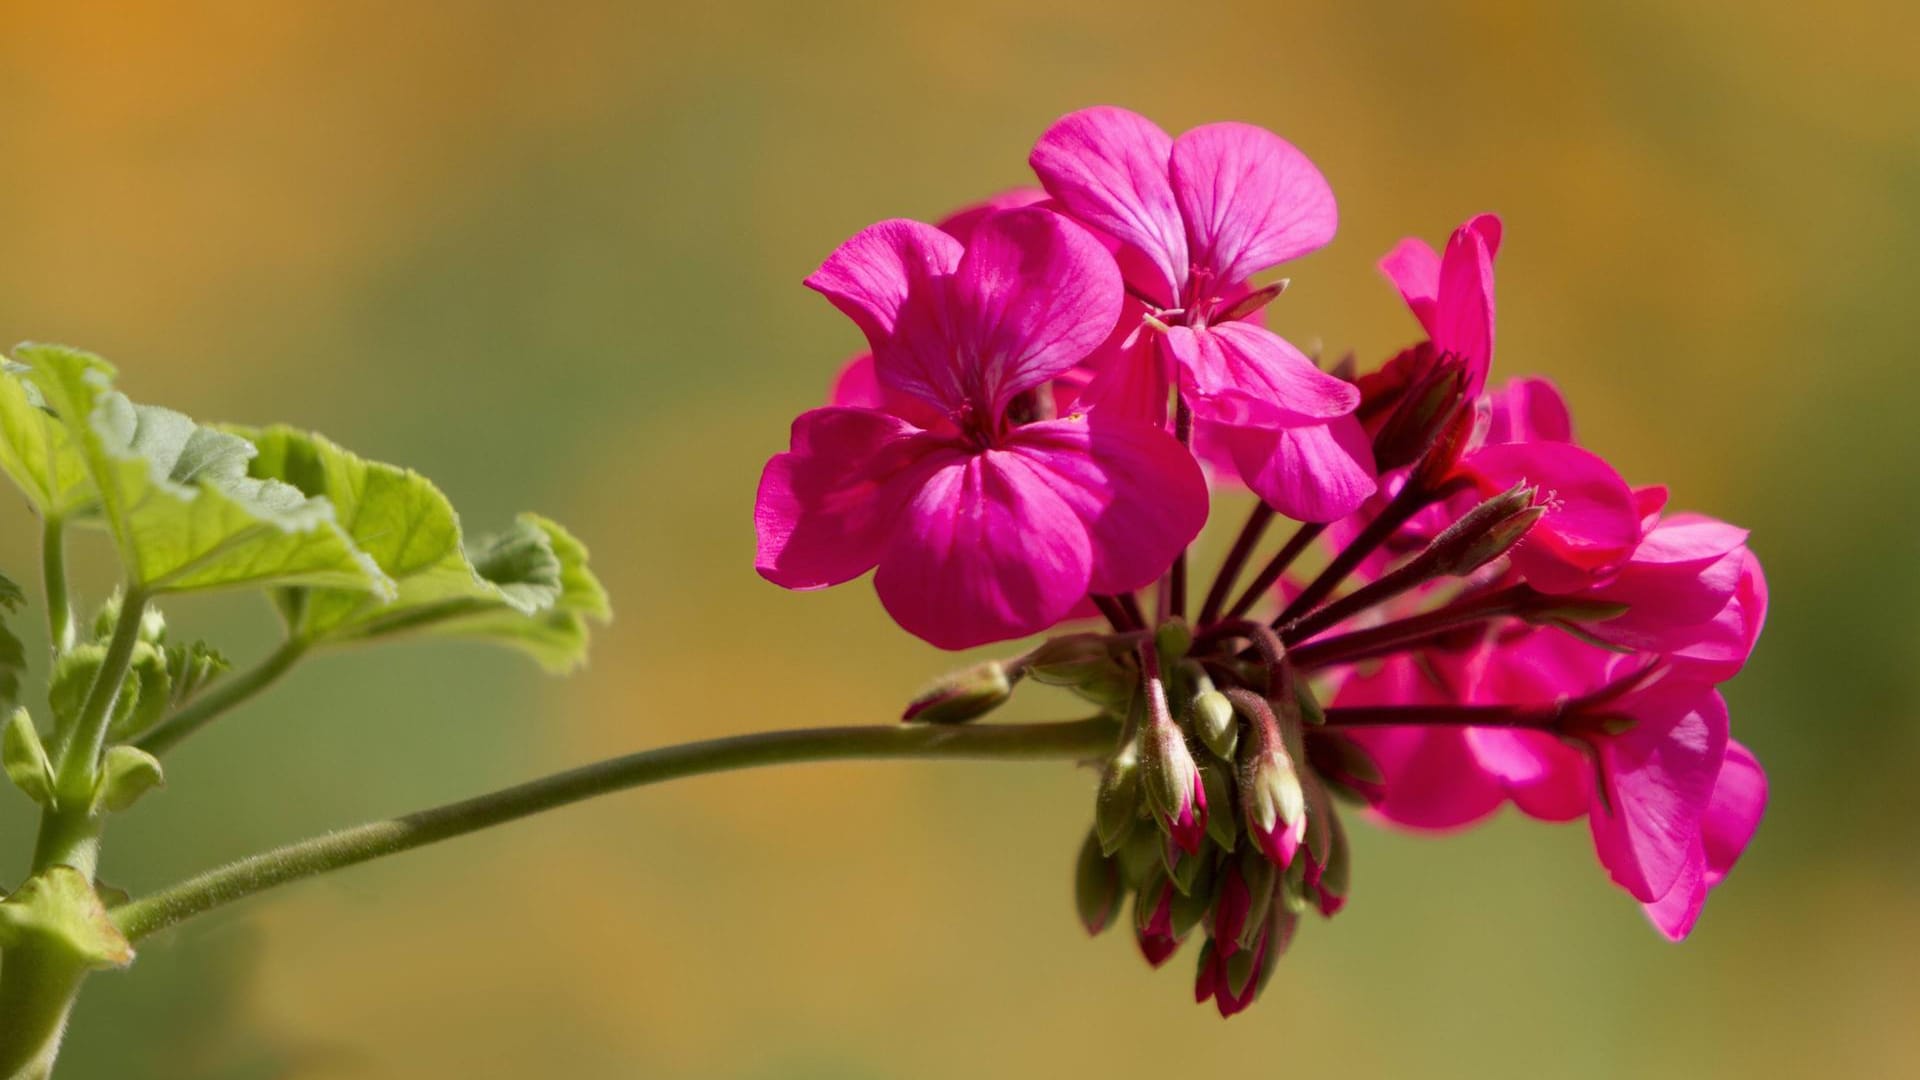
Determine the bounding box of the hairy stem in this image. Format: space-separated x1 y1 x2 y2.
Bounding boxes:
1199 502 1274 627
136 638 308 756
110 717 1118 942
1287 584 1532 670
48 587 147 806
1273 482 1444 628
1224 522 1324 623
40 515 73 656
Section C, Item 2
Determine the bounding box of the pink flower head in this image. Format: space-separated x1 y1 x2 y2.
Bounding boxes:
1030 106 1375 521
756 207 1208 649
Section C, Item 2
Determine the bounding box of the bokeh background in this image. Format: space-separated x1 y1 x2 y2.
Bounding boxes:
0 2 1915 1077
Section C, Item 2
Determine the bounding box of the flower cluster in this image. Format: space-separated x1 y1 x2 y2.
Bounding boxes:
755 106 1768 1015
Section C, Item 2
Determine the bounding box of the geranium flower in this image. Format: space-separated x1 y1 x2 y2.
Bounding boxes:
1030 106 1375 521
755 207 1207 649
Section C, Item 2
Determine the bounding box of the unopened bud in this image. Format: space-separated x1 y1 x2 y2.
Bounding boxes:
1193 690 1238 760
1025 634 1121 686
1427 481 1541 576
1236 851 1278 952
1074 829 1123 936
1095 743 1142 855
1140 709 1207 856
1200 762 1238 853
92 745 164 814
900 661 1015 724
1412 396 1483 491
1243 750 1307 870
1372 360 1468 472
1154 618 1193 668
1133 875 1179 967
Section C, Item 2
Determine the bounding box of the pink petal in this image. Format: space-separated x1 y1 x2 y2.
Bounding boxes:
1336 656 1505 830
1484 376 1574 445
949 207 1124 416
935 188 1047 244
1029 106 1188 306
755 408 947 590
1378 237 1442 338
1702 740 1767 887
1464 441 1641 594
1170 321 1359 427
1069 312 1173 425
1219 413 1378 523
1004 417 1208 594
1589 682 1729 903
806 219 967 412
1641 839 1709 941
1668 550 1768 679
1168 121 1336 285
828 353 950 430
873 449 1093 650
1433 216 1499 394
1466 729 1589 822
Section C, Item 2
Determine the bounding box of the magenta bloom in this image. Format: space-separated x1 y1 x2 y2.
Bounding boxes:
1030 106 1375 521
755 207 1207 649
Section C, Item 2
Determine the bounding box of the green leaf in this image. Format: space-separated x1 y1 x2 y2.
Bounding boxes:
233 426 609 670
8 344 393 598
420 515 610 672
0 360 94 517
0 570 23 712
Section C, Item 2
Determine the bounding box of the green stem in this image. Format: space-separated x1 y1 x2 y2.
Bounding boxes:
111 717 1118 942
0 942 88 1080
49 587 147 807
135 638 308 756
40 516 73 656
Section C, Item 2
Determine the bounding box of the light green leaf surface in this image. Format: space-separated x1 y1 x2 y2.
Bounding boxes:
8 344 392 598
235 427 609 669
0 360 93 517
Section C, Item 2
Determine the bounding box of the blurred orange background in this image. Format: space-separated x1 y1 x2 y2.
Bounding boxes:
1 2 1916 1077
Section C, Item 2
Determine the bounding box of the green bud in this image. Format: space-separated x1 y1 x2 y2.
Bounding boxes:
1193 689 1239 760
1026 634 1120 685
1166 838 1209 895
91 592 167 646
900 661 1015 724
1094 743 1142 855
1237 851 1278 952
1117 819 1164 889
1226 946 1260 998
1201 762 1237 853
49 644 141 736
3 707 55 806
1154 618 1193 668
1168 868 1213 939
92 745 164 814
1073 829 1123 935
110 642 173 743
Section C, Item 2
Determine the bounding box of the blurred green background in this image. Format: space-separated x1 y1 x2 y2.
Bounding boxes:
1 1 1915 1076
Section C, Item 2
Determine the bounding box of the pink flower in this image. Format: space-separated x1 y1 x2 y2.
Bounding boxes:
755 207 1208 649
1378 213 1501 398
1029 106 1375 521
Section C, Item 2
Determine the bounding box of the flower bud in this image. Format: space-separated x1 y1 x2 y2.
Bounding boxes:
1193 690 1238 760
1412 396 1484 491
1424 481 1543 577
900 661 1015 724
1200 762 1238 853
1074 828 1123 936
1094 743 1142 856
1133 876 1179 967
1140 706 1208 856
1372 359 1468 473
1025 633 1123 686
1243 748 1307 870
1154 617 1193 669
